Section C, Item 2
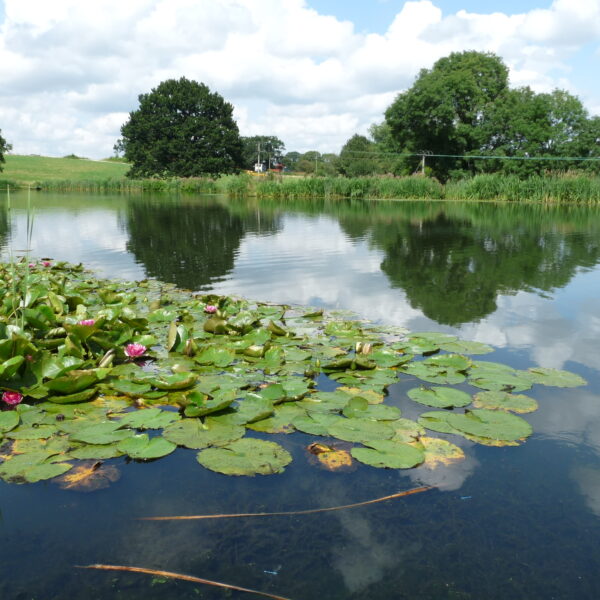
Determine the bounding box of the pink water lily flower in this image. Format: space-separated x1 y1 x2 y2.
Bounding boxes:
28 262 36 268
79 319 96 326
204 305 218 314
125 343 146 358
42 261 51 267
2 391 23 406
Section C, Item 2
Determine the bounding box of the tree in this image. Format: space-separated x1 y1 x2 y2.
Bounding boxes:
283 151 302 171
385 51 509 180
240 136 285 170
338 134 378 177
118 77 243 178
0 128 12 172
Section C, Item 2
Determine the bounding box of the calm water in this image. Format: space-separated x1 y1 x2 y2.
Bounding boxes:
1 192 600 600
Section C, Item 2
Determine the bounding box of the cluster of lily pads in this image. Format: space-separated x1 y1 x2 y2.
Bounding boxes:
0 259 587 483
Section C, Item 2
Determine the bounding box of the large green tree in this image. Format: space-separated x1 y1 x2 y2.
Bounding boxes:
338 134 378 177
118 77 243 178
385 51 509 180
240 136 285 170
0 128 12 172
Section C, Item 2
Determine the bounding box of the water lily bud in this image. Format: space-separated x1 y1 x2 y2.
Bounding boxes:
2 391 23 406
204 305 218 314
124 343 146 358
78 319 96 326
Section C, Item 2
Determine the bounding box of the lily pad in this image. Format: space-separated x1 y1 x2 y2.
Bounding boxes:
0 411 19 433
47 388 98 404
327 418 395 443
69 443 124 460
351 440 424 469
407 386 472 409
117 434 177 460
162 418 245 449
447 409 532 442
522 367 587 388
56 461 120 491
69 421 135 445
117 408 181 430
342 397 401 421
110 380 152 397
418 436 465 468
473 391 538 413
197 439 292 476
246 404 305 434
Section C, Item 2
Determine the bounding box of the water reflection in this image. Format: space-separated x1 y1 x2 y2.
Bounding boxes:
125 197 281 290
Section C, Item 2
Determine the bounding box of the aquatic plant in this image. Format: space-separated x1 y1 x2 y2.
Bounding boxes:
0 259 586 484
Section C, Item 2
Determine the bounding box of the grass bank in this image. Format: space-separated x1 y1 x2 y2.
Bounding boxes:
3 154 600 202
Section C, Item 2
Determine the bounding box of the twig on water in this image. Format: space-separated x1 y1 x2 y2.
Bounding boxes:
141 485 433 521
77 564 294 600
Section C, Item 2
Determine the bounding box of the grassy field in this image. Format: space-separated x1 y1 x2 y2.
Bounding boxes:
0 154 129 186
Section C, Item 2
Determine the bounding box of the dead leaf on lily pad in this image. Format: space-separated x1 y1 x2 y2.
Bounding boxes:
306 442 355 472
417 437 465 469
57 460 120 492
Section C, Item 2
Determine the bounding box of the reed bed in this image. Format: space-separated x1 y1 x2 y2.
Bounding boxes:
8 172 600 203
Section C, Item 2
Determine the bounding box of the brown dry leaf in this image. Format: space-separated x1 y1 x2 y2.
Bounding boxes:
418 436 465 469
306 442 355 472
57 461 120 492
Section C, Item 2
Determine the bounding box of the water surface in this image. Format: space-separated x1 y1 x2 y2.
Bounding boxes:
1 192 599 599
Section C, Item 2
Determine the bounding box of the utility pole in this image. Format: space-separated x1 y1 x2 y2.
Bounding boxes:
421 154 425 175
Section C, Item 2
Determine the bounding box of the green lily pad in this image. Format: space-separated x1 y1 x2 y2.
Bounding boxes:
0 451 72 483
162 418 245 449
47 388 98 404
233 396 275 424
246 404 305 434
447 409 532 441
402 362 466 385
69 421 135 445
143 372 198 391
342 397 401 420
6 425 59 440
438 340 494 355
195 347 236 368
184 389 236 418
0 411 19 433
117 434 176 459
417 411 462 435
390 418 426 442
69 443 124 460
46 370 99 395
473 391 538 413
351 440 424 469
407 386 472 408
327 418 395 443
110 380 152 397
522 367 587 388
117 408 180 429
292 412 342 436
197 439 292 476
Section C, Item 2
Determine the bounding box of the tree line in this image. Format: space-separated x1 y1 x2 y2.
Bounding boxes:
1 51 598 180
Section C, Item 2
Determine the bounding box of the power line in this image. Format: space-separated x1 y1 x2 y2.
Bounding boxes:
340 150 600 162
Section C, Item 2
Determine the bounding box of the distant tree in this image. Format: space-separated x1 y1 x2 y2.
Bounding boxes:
240 136 285 170
320 153 339 176
338 134 378 177
385 51 509 180
296 151 321 174
283 151 302 171
0 128 12 172
118 77 243 178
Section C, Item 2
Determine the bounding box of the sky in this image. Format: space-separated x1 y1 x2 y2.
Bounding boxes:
1 0 600 159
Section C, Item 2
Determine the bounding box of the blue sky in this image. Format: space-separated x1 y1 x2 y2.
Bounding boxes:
307 1 553 33
1 0 599 158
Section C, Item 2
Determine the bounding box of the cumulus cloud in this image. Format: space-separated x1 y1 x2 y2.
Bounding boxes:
0 0 599 158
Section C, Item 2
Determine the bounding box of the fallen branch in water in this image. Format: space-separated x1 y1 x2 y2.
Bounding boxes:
77 564 294 600
141 485 433 521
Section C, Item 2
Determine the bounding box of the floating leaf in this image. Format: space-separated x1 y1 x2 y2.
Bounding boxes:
197 439 292 476
70 422 135 445
143 373 198 391
6 425 58 440
327 418 395 443
110 380 152 397
117 408 180 430
307 443 354 471
228 396 274 424
417 411 462 435
337 387 384 404
522 367 587 388
69 443 124 460
47 388 98 404
418 436 465 468
57 461 120 491
246 404 304 434
342 397 401 420
184 390 236 418
438 340 493 355
0 451 72 483
292 412 341 436
162 418 245 449
473 391 538 413
195 347 236 368
390 418 425 442
447 409 532 442
117 434 177 460
0 411 19 433
351 440 424 469
407 386 472 408
46 370 99 395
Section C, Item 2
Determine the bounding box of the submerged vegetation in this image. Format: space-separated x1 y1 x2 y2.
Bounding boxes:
0 259 586 484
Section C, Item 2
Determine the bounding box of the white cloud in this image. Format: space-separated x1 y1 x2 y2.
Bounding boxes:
1 0 599 158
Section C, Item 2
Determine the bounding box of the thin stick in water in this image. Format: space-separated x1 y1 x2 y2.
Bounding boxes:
77 564 294 600
141 485 432 521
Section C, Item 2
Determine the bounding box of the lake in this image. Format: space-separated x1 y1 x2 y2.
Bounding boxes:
1 191 600 600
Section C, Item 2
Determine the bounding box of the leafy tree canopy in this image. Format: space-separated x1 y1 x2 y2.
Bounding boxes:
118 77 243 178
338 134 378 177
385 51 509 180
240 136 285 170
0 129 12 172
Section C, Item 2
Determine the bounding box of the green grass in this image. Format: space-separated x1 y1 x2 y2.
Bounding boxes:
0 154 130 186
